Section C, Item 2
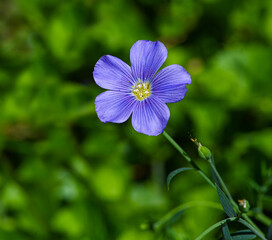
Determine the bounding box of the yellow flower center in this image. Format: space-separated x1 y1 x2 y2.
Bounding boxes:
132 79 151 101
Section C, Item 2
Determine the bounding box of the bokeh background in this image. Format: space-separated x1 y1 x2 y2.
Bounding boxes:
0 0 272 239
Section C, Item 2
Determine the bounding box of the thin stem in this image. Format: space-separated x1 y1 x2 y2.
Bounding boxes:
194 217 237 240
197 170 216 190
153 201 223 231
242 214 265 237
163 131 215 189
254 212 272 226
208 159 265 236
163 131 191 163
209 159 238 209
238 218 267 240
194 217 267 240
163 131 266 237
209 159 232 200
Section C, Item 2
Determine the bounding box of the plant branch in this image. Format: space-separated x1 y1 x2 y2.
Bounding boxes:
208 158 265 236
194 217 237 240
163 131 215 189
153 201 223 231
238 218 267 240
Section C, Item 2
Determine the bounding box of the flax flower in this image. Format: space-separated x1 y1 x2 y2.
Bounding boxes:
93 40 191 136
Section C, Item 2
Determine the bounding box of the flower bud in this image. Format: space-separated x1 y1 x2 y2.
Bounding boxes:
191 138 212 160
198 144 212 160
238 199 250 213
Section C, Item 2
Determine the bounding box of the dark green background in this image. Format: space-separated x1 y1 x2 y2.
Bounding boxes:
0 0 271 239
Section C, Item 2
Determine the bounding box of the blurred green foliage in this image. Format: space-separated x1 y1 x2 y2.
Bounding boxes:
0 0 271 239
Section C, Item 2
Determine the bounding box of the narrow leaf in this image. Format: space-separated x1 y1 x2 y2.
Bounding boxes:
268 222 272 240
169 209 186 225
211 167 222 188
216 184 236 217
232 230 256 240
219 230 256 240
153 207 188 231
167 167 194 190
222 223 232 240
232 234 256 240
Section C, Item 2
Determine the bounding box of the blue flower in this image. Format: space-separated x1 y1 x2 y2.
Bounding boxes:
93 40 191 136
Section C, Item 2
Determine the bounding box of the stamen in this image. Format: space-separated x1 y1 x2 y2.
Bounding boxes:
131 79 151 101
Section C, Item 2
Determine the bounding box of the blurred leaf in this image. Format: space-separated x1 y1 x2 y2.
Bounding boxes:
1 182 27 210
51 207 83 237
222 223 232 240
130 183 167 209
215 185 236 217
117 228 154 240
158 0 199 37
92 166 127 201
18 158 48 183
70 155 93 179
17 210 47 237
166 167 194 190
54 169 81 202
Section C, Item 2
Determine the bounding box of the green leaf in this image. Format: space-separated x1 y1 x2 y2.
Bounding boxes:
222 223 232 240
153 207 187 231
211 166 222 188
219 230 256 240
216 184 236 217
169 209 186 226
268 222 272 240
166 167 194 190
231 230 256 240
153 201 223 232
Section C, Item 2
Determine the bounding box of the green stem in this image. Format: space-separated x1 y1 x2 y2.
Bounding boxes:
163 131 266 238
254 212 272 226
209 159 238 210
238 218 267 240
208 159 265 236
153 201 223 231
194 217 237 240
163 131 191 163
163 131 215 189
194 217 267 240
242 214 265 237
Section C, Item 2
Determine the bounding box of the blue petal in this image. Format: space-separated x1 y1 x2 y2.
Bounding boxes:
95 91 136 123
93 55 133 91
151 64 191 103
132 96 170 136
130 40 168 81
